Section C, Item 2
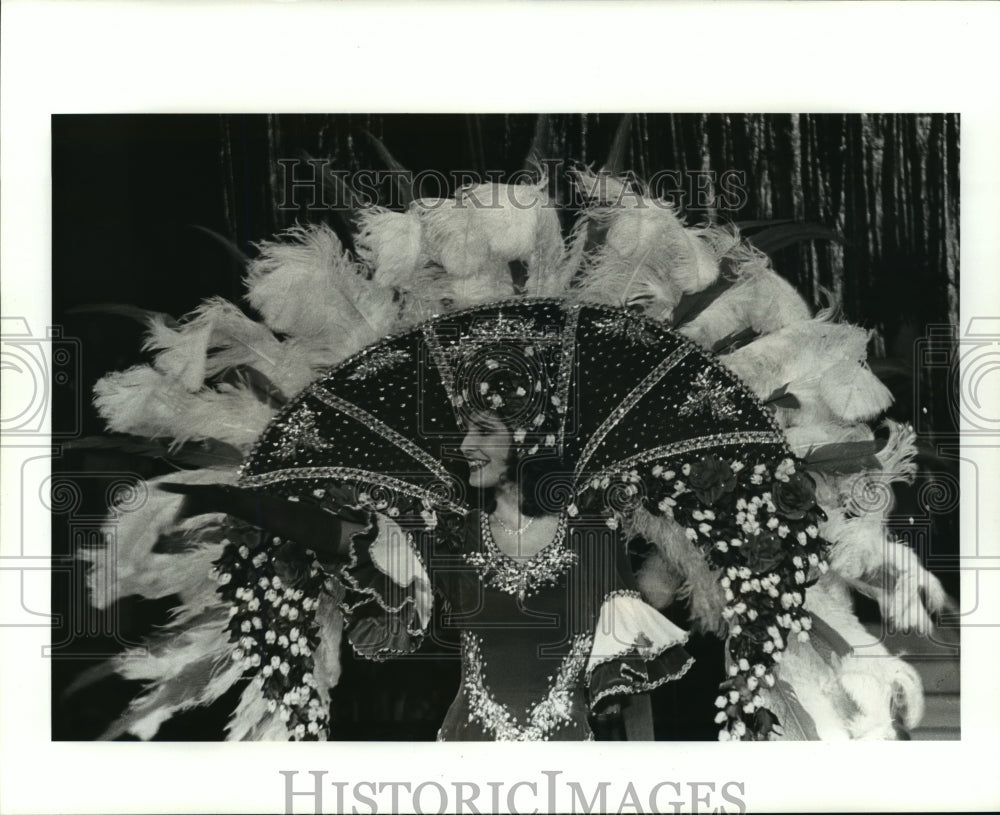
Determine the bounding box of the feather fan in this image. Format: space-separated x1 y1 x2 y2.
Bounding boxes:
87 154 950 743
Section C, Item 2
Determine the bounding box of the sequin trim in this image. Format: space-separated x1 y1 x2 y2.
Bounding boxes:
603 430 786 474
463 513 576 600
422 323 460 423
574 345 692 477
310 389 452 481
239 466 468 516
556 304 581 454
346 347 411 381
461 630 593 741
589 654 696 709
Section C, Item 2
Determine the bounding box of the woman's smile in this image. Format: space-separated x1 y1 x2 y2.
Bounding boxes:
459 411 512 488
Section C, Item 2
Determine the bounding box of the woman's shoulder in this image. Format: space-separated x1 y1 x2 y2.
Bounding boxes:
422 508 483 561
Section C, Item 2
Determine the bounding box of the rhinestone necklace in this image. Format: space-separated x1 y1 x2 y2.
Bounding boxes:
464 513 577 600
490 512 535 536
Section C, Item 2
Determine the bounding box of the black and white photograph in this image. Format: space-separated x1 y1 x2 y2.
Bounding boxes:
48 112 962 747
2 3 999 814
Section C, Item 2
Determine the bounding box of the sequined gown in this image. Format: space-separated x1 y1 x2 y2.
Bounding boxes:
339 509 693 741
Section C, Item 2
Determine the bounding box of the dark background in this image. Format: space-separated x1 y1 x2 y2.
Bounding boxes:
50 113 961 741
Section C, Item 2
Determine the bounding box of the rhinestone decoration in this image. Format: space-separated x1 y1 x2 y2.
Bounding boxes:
346 347 411 381
554 304 581 453
460 630 592 741
591 313 660 346
677 369 740 422
434 305 568 453
310 389 452 481
464 513 577 600
273 405 335 461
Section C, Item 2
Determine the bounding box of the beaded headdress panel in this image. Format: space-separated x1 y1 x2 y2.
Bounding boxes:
240 298 788 519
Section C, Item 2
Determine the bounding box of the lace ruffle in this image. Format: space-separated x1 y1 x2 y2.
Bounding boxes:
338 515 433 660
586 590 695 710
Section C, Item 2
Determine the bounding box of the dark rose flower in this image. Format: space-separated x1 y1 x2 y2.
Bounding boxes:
688 454 737 505
753 707 781 739
745 531 787 573
771 470 818 520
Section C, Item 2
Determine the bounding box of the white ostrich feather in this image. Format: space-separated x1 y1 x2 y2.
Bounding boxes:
311 593 345 707
354 206 426 288
627 508 726 634
680 263 811 350
574 204 719 322
94 365 277 449
144 297 316 398
531 213 589 298
821 509 947 633
875 419 919 483
84 467 238 608
770 576 917 740
247 223 398 359
143 312 214 392
227 682 288 741
107 607 243 740
803 578 925 734
635 549 683 610
720 319 894 426
117 613 233 682
418 181 561 285
771 637 853 740
820 358 895 423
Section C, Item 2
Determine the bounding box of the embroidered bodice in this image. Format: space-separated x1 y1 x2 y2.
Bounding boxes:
339 510 693 741
462 513 577 601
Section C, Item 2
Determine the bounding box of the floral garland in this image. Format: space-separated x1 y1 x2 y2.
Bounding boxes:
212 524 331 741
576 452 829 741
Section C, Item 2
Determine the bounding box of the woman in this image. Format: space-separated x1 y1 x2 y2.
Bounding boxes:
326 359 695 741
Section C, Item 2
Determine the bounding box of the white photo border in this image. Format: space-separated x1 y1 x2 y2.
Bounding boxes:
2 1 999 813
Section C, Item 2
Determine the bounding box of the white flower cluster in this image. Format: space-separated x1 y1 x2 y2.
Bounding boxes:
649 463 684 518
732 493 778 538
217 533 330 741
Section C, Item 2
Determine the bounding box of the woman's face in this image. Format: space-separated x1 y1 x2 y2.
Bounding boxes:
459 411 512 489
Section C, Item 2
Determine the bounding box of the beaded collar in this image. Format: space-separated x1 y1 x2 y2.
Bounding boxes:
463 512 577 601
